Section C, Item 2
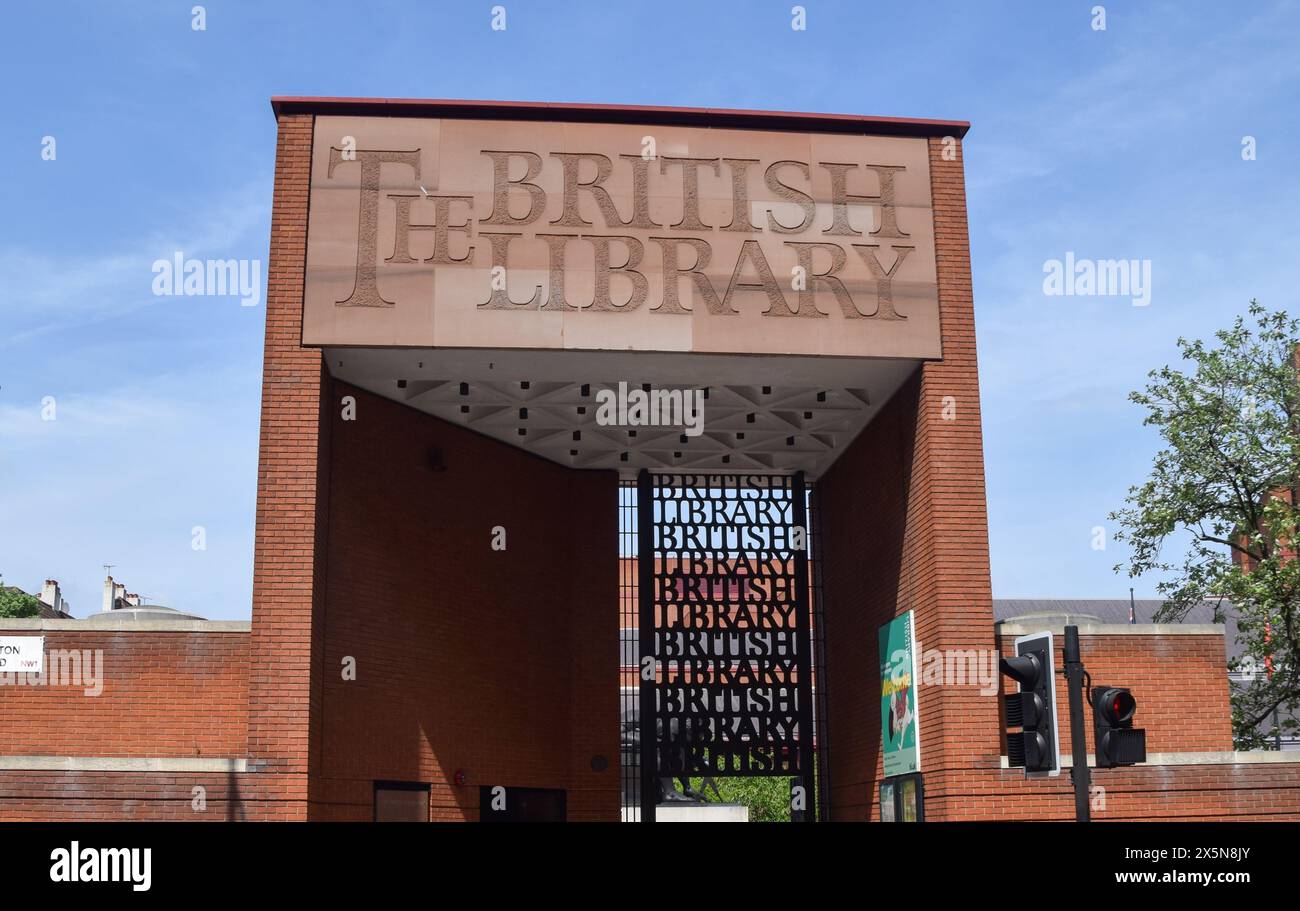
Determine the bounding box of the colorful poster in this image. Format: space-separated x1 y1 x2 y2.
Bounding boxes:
879 611 921 777
899 777 920 822
879 781 897 822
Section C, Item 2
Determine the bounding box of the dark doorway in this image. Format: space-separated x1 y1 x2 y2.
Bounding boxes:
373 780 430 822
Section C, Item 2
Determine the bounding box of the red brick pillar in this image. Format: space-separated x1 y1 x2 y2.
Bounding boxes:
246 112 329 819
914 135 1000 819
818 135 998 821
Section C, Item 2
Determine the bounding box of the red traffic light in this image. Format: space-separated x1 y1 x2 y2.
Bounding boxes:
1097 688 1136 726
1091 686 1146 768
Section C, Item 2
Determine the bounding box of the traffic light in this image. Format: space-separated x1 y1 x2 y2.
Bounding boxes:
1091 686 1146 768
1001 632 1060 777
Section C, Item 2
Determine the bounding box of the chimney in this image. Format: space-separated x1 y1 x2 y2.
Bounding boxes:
102 575 115 612
125 592 141 607
40 579 68 615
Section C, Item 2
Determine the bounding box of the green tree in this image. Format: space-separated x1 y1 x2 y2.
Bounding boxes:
688 775 793 822
0 587 42 619
1111 302 1300 749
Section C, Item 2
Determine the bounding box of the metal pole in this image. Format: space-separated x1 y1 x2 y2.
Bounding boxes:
1063 625 1091 822
790 472 816 822
636 469 657 823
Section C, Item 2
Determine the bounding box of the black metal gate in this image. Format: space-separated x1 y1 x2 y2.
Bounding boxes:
635 470 815 822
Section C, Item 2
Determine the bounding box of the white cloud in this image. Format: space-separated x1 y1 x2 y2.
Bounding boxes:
0 387 183 441
0 178 270 344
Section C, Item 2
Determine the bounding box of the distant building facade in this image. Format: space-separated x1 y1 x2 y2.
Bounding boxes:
996 599 1299 752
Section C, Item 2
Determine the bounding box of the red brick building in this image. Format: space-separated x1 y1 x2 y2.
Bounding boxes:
2 97 1298 822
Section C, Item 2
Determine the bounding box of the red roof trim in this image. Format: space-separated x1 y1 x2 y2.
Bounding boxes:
270 96 970 138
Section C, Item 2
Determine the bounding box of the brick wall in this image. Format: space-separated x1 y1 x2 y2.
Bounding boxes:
0 627 248 758
946 762 1300 821
0 624 272 822
969 625 1300 820
997 627 1233 755
172 105 623 823
816 134 998 821
0 770 297 822
247 111 328 818
310 380 621 821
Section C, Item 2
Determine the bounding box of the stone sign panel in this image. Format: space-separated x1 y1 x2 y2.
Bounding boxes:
303 115 941 359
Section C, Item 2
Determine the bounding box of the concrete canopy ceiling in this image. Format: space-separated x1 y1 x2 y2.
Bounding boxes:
326 347 921 480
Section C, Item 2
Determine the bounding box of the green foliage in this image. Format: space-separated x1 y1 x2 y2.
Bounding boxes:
687 775 793 822
1111 301 1300 749
684 749 819 821
0 588 42 619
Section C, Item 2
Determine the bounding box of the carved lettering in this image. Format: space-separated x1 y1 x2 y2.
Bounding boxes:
320 136 931 326
721 158 761 233
782 242 857 318
763 160 815 235
587 235 648 312
651 237 730 315
618 154 662 228
328 147 422 306
480 150 547 226
821 163 909 238
537 234 578 311
853 244 914 319
549 152 625 228
386 194 474 264
478 232 542 309
722 240 789 316
660 157 721 231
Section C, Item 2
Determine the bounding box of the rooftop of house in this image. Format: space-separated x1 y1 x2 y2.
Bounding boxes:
1 582 73 619
994 599 1240 660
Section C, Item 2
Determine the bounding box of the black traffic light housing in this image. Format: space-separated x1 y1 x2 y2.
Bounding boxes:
1091 686 1146 768
1001 633 1060 777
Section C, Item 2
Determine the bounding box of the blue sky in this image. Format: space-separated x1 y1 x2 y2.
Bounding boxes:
2 1 1298 620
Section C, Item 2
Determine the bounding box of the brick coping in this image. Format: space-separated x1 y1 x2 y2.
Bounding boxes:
0 618 250 632
998 751 1300 769
997 620 1225 636
0 756 251 772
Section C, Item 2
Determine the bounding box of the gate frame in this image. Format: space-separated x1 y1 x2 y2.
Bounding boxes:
636 469 817 822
